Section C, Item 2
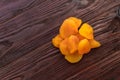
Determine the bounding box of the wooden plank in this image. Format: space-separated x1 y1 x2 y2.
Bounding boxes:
0 0 120 80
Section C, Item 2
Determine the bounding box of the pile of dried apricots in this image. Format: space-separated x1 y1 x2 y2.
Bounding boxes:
52 17 101 63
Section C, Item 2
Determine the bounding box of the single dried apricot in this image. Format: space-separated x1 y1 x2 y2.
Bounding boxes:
68 35 79 54
52 35 63 48
59 19 78 39
78 39 91 54
59 38 69 55
79 23 93 39
89 39 101 48
68 17 82 27
65 52 83 63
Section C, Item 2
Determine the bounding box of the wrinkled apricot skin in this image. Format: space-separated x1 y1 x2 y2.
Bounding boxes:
65 53 83 63
59 19 78 39
52 17 101 63
68 35 79 54
79 23 94 39
52 35 63 48
59 17 82 39
68 17 82 27
59 38 69 55
89 39 101 48
59 35 80 55
78 39 91 54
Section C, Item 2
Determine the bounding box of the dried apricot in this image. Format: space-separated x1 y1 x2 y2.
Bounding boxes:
68 35 79 54
79 23 93 39
65 52 83 63
52 17 101 63
52 35 63 48
59 38 69 55
78 39 91 54
89 39 101 48
59 19 78 39
68 17 82 27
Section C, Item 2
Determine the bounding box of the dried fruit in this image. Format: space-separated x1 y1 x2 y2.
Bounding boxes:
52 17 101 63
79 23 94 39
59 19 78 39
52 35 63 48
68 17 82 27
89 39 101 48
68 35 79 54
65 53 83 63
59 38 69 55
78 39 91 54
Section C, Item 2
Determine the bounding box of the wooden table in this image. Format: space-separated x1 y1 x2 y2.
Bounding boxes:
0 0 120 80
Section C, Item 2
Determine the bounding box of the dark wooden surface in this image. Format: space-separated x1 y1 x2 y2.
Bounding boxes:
0 0 120 80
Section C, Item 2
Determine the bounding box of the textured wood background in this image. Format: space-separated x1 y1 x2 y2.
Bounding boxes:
0 0 120 80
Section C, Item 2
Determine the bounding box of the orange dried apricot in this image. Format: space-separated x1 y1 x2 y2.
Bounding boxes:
68 35 79 54
89 39 101 48
52 35 63 48
59 35 79 55
65 52 83 63
59 18 81 39
78 39 91 54
68 17 82 27
59 38 69 55
79 23 94 39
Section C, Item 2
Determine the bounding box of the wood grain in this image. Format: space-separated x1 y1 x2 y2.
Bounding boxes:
0 0 120 80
